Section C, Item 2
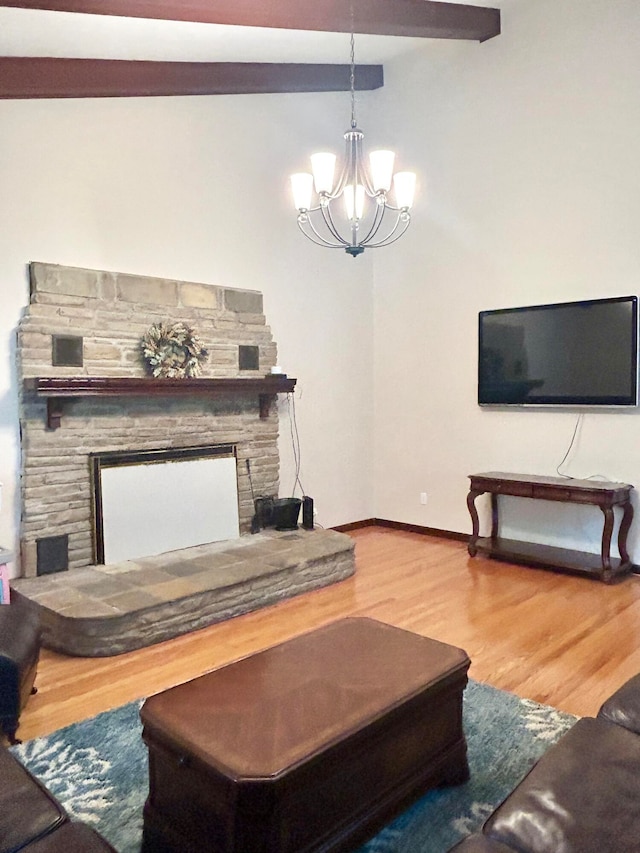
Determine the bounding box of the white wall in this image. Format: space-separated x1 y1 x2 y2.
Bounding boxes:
4 0 639 572
0 89 376 570
373 0 640 558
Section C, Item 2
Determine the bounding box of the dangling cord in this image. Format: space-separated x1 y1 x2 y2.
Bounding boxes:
556 413 583 478
288 393 306 498
556 413 610 482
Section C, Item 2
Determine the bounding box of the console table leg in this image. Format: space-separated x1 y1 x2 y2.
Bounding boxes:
618 501 634 567
466 490 482 557
490 493 499 540
600 506 615 582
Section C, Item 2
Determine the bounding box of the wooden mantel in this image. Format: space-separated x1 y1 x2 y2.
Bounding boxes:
23 375 296 429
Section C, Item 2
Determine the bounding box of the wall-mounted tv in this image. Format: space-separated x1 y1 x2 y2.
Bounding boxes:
478 295 638 407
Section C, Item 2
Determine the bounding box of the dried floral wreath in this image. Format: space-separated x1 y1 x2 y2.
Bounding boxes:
141 321 209 378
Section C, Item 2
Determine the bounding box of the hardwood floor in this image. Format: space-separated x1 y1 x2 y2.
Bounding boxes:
17 526 640 742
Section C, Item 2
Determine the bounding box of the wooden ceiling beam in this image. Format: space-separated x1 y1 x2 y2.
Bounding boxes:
0 1 501 42
0 57 384 98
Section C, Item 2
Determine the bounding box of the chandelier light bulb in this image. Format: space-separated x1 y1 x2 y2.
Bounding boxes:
290 172 314 211
310 153 337 194
344 184 366 222
393 171 417 210
369 150 395 193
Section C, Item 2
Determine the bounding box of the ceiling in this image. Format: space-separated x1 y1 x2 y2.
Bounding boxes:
0 1 503 98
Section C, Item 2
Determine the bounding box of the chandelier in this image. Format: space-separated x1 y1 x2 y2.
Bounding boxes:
290 32 417 258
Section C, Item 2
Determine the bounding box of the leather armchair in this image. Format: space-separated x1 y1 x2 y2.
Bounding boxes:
0 594 41 744
0 601 115 851
449 673 640 852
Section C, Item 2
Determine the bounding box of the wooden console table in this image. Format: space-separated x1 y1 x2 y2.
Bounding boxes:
467 472 635 583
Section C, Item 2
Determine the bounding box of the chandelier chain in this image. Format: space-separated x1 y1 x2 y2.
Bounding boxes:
349 4 357 129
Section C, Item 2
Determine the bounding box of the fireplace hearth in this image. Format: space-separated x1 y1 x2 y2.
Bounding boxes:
12 529 356 656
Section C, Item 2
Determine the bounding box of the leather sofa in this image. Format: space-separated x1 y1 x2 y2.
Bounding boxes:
0 596 41 745
449 672 640 852
0 745 116 852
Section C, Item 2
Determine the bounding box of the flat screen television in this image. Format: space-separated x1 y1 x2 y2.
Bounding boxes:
478 295 638 407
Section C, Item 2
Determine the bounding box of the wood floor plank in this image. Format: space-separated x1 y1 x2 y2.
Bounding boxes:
17 526 640 741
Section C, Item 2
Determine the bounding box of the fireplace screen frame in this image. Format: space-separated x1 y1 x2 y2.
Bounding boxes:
90 444 238 565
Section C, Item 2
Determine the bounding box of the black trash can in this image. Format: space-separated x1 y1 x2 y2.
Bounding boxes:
272 498 302 531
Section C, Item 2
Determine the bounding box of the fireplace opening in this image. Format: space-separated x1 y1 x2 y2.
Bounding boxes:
91 444 239 565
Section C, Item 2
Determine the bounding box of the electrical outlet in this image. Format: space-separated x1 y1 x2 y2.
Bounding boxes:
420 492 428 505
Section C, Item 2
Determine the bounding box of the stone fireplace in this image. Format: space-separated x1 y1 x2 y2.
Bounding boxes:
18 262 283 577
12 262 355 655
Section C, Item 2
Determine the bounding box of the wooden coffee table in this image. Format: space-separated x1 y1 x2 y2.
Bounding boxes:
140 617 471 853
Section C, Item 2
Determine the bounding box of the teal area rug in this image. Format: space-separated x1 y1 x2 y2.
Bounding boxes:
11 680 576 852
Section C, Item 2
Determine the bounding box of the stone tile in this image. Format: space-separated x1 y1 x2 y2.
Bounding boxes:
179 570 222 593
250 537 300 552
260 551 299 570
12 574 61 595
115 274 178 306
160 561 208 578
72 577 137 598
189 554 245 573
31 587 92 609
63 568 113 587
176 540 232 557
57 567 102 584
180 282 222 310
144 577 203 602
224 288 263 314
115 567 177 587
100 561 146 575
228 543 289 561
31 262 100 299
21 569 93 591
225 560 280 583
102 589 165 613
58 600 122 618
